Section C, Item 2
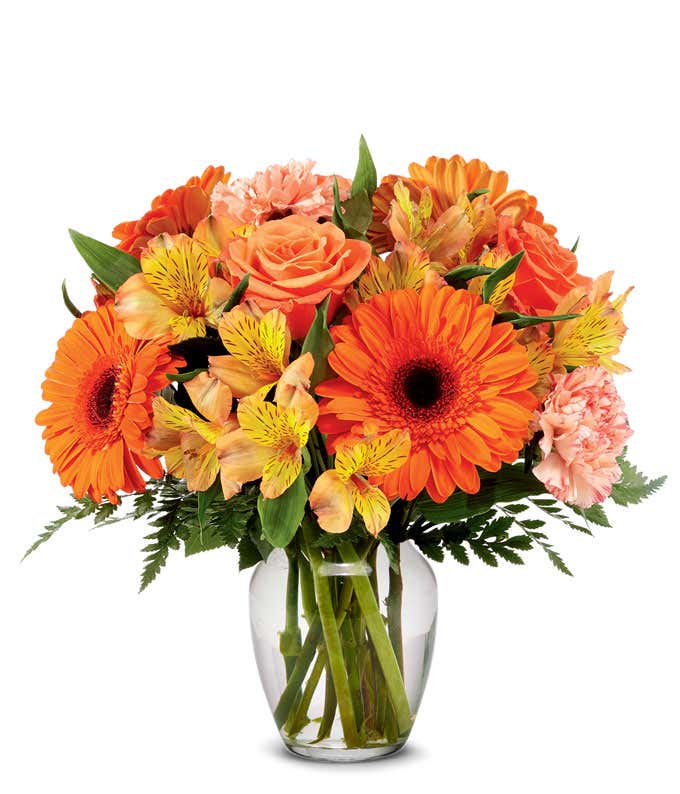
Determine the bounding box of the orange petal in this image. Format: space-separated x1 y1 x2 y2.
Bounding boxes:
309 470 355 533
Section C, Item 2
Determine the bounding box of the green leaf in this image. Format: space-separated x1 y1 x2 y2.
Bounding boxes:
482 250 524 303
237 532 264 571
611 452 666 506
351 135 378 199
257 471 308 548
23 496 98 560
575 503 611 528
301 295 334 388
494 546 524 565
448 544 470 565
378 533 400 572
332 178 345 231
418 464 546 523
494 311 581 329
341 191 372 236
139 522 181 592
443 264 495 289
166 368 208 383
467 188 490 202
469 542 498 567
571 236 580 253
61 279 82 318
68 229 141 291
132 490 156 519
197 479 221 530
222 273 250 313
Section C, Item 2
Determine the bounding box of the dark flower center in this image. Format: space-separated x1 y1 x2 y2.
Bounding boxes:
88 368 118 426
402 364 442 408
393 358 456 418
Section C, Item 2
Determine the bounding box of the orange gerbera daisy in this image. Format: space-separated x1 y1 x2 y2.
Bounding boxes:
368 154 555 259
317 284 538 503
36 304 182 504
112 166 230 257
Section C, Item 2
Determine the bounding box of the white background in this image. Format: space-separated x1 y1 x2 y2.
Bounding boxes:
2 2 678 792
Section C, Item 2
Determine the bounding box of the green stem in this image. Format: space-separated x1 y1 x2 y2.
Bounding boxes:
386 545 404 675
338 543 412 737
316 660 337 742
273 616 322 729
287 649 326 736
298 552 316 627
303 526 360 748
282 548 301 681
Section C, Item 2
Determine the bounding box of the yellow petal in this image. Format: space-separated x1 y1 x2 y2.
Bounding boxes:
115 273 176 340
181 431 220 492
217 427 274 484
150 396 197 434
309 470 354 533
217 304 290 386
348 477 391 537
237 398 310 451
185 371 233 426
142 233 209 313
168 314 207 341
336 429 411 480
193 214 246 257
260 449 302 499
358 244 433 300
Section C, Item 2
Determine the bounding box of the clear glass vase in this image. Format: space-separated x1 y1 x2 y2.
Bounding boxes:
249 537 437 762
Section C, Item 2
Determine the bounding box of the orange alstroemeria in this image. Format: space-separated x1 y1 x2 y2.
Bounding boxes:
145 372 239 495
309 430 411 536
217 381 318 500
386 180 473 266
369 155 555 260
116 233 233 342
358 245 435 301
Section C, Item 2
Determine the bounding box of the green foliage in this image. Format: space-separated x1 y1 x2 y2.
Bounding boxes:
482 250 524 303
351 135 378 199
467 188 490 202
494 311 581 329
166 368 208 383
23 496 100 560
68 228 141 291
223 273 250 312
611 451 666 506
61 279 82 318
332 168 373 241
443 264 495 288
418 464 546 523
257 471 308 548
301 295 334 388
405 509 536 569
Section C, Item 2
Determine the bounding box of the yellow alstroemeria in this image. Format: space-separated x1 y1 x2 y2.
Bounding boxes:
358 244 435 301
551 271 633 373
309 430 411 536
467 246 517 310
145 372 239 496
209 303 319 416
217 385 317 500
386 181 473 266
116 232 233 342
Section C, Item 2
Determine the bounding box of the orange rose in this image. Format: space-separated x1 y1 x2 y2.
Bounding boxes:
223 215 372 338
501 219 592 313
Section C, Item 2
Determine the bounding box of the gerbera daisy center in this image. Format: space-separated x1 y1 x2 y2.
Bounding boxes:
392 358 455 418
88 367 118 426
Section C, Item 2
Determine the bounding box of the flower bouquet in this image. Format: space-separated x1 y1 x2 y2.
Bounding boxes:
32 139 664 761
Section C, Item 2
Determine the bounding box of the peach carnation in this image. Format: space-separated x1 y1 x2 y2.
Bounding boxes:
533 366 632 507
211 159 350 225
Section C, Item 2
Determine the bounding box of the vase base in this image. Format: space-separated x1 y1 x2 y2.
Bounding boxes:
283 739 406 763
